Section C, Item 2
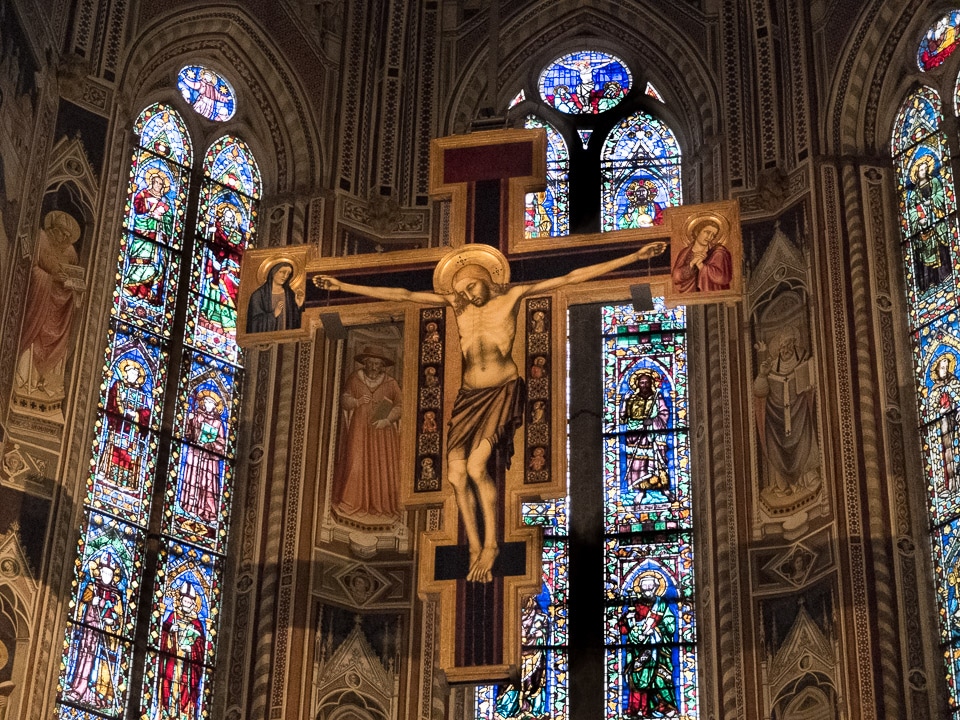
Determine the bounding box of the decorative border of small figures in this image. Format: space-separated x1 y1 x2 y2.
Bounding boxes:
525 298 551 484
416 308 445 492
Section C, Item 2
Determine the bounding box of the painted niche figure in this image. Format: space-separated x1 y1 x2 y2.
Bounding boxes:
620 179 665 228
246 261 302 333
17 210 85 393
495 595 550 717
331 345 404 522
99 358 151 488
179 389 227 523
753 327 820 495
157 581 206 719
64 553 124 709
621 368 670 490
671 218 733 293
619 571 678 717
315 240 666 582
906 155 953 292
930 352 960 492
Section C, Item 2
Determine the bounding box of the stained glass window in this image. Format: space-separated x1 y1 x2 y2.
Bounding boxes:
600 112 682 232
602 302 697 720
477 499 569 719
524 116 569 239
177 65 237 122
895 72 960 712
538 51 631 115
645 82 664 103
918 11 960 71
57 97 259 720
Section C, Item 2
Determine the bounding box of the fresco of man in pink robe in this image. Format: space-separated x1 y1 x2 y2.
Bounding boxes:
331 345 403 522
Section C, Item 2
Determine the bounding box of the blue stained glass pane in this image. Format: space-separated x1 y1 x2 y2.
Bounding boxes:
142 542 222 720
603 544 698 720
600 114 682 232
477 650 568 720
58 513 143 716
524 116 569 238
892 86 942 155
135 104 192 166
177 65 237 122
113 234 181 338
538 50 631 115
602 302 697 720
198 186 257 250
204 136 261 200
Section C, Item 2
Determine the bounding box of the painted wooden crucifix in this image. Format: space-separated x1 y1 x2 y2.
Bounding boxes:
236 127 743 685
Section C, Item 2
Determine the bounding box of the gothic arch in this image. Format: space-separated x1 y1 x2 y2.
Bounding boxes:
442 3 720 168
117 4 324 195
824 0 929 155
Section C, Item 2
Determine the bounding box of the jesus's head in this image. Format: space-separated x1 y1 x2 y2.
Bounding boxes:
452 264 495 310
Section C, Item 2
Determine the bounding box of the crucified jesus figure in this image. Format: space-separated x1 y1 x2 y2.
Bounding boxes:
315 241 666 582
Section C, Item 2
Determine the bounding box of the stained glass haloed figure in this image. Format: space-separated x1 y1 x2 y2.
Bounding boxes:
128 168 173 302
618 571 678 717
181 67 231 121
906 155 953 292
931 353 960 492
100 358 151 488
620 179 664 228
157 581 206 719
622 368 670 490
180 389 226 523
201 204 243 332
64 553 124 708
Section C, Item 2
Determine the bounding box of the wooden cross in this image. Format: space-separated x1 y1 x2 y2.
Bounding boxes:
236 128 743 686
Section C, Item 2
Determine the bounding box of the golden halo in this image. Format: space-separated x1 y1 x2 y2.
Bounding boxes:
682 212 729 248
117 358 146 384
931 351 958 379
910 154 936 185
635 570 667 596
195 388 225 413
256 256 299 285
215 201 240 222
433 244 510 294
629 367 661 389
143 167 171 194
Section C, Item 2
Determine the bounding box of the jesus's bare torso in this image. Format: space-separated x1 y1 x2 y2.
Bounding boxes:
453 288 523 390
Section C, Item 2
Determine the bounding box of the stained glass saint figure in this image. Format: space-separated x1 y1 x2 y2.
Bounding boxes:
619 179 665 229
622 368 669 491
907 154 953 292
618 570 678 717
931 351 960 493
180 389 226 523
64 552 125 709
133 167 175 243
100 358 151 488
157 580 206 718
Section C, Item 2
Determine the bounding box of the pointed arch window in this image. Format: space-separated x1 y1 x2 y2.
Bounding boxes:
600 112 682 232
481 51 698 720
893 18 960 711
57 94 259 720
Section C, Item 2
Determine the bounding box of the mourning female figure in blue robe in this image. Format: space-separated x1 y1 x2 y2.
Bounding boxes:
246 261 302 333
